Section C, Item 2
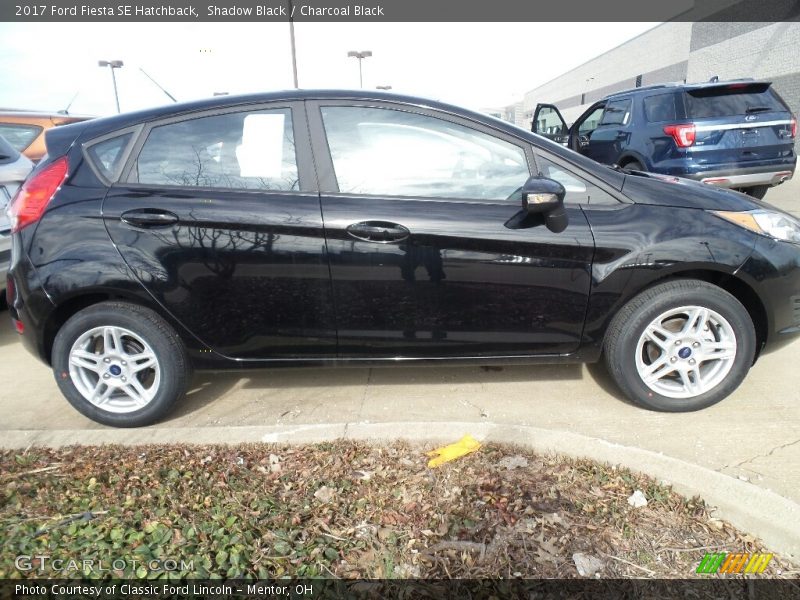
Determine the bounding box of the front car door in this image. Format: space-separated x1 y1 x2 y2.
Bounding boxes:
532 103 569 145
101 102 336 360
307 101 595 359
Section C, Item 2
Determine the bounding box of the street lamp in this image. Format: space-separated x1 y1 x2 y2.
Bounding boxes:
98 60 124 113
581 76 594 105
347 50 372 88
376 85 392 90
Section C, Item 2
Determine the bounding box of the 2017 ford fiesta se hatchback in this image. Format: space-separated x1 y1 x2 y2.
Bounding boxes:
6 90 800 427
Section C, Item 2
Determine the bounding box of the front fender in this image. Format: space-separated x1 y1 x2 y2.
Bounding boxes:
581 204 758 354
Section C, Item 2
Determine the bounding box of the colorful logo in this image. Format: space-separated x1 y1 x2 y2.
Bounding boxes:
696 552 773 574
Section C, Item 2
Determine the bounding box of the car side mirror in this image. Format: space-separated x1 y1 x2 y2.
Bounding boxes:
521 176 568 233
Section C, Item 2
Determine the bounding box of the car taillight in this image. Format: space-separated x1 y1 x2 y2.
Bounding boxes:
663 123 696 148
791 115 797 138
8 156 68 234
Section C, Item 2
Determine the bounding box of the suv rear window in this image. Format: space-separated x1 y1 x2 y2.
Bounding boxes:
0 123 42 151
684 84 785 118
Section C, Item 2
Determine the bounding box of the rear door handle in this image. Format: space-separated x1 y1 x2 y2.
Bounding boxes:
120 209 179 228
346 220 410 243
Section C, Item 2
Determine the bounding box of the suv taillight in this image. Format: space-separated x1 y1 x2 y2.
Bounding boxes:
8 156 68 234
663 123 696 148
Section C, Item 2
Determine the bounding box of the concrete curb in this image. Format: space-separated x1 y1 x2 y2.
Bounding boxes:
4 421 799 558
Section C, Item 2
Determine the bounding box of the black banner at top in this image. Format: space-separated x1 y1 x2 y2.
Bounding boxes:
2 0 800 22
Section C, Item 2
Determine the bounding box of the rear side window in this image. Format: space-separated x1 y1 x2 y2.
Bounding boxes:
644 93 677 122
0 123 42 151
134 108 299 191
86 133 132 180
600 99 631 126
684 85 785 118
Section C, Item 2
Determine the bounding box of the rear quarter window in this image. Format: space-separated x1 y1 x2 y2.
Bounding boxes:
0 123 42 151
644 93 677 122
86 133 133 181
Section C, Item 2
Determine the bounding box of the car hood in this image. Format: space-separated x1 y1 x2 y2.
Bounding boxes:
621 171 772 212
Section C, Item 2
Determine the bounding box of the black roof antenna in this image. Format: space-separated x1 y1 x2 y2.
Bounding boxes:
58 91 80 115
140 68 178 102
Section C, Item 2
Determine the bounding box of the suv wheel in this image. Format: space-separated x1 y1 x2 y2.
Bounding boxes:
742 185 769 200
52 302 190 427
604 280 755 412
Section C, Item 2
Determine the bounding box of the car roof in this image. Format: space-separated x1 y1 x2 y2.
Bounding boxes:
605 79 772 100
75 88 534 140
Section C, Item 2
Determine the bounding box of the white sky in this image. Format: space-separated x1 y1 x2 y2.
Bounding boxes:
0 22 658 115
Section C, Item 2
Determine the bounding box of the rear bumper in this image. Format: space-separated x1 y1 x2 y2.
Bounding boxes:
684 156 797 189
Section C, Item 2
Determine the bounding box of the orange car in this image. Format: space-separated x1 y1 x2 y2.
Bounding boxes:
0 111 93 162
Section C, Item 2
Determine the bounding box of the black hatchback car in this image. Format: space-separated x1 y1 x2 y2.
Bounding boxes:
532 80 797 199
6 90 800 427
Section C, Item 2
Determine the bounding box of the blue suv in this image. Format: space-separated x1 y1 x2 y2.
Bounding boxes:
532 79 797 199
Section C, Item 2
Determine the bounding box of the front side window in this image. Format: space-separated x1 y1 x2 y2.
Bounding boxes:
321 106 530 200
600 99 632 126
536 155 617 205
135 108 298 191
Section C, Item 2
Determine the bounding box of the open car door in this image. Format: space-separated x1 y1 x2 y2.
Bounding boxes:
532 103 569 145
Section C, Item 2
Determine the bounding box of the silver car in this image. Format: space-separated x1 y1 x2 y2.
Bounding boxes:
1 135 33 297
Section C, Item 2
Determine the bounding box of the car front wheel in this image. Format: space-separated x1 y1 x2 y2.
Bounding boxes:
52 301 190 427
604 280 756 412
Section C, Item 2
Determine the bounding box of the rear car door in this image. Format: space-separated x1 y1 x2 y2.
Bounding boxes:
100 102 337 360
308 101 594 358
584 98 632 165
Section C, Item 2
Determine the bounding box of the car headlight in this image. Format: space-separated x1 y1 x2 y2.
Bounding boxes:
712 209 800 244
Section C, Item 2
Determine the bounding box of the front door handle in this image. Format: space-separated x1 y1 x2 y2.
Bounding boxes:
120 209 179 228
346 220 410 243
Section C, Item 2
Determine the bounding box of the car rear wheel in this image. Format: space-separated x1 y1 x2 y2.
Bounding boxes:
52 302 190 427
604 280 755 412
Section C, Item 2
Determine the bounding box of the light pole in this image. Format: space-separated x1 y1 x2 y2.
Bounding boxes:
347 50 372 88
582 76 594 105
98 60 124 113
287 0 299 88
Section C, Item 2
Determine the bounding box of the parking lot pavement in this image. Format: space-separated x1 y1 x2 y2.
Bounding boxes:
1 300 799 507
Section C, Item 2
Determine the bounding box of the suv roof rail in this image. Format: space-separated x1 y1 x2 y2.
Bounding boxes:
605 77 763 100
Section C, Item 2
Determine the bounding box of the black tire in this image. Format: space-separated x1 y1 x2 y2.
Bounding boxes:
742 185 769 200
52 301 190 427
622 160 645 172
604 280 755 412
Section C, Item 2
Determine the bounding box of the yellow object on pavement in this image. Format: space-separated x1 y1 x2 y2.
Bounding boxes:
426 435 482 468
